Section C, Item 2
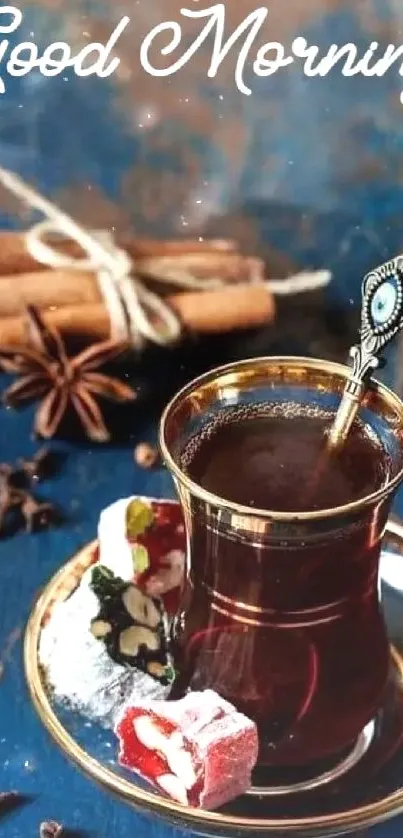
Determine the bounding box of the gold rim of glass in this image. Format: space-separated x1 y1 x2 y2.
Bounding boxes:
159 356 403 521
23 525 403 835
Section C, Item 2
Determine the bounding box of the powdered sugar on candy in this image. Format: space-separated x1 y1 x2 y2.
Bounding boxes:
39 569 170 728
115 690 258 809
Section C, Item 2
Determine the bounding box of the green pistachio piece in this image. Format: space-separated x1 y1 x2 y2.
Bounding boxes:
91 564 125 599
163 664 176 684
126 498 154 539
92 565 113 582
131 544 150 576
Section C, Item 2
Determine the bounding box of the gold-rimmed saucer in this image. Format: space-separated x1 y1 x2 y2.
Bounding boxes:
24 517 403 837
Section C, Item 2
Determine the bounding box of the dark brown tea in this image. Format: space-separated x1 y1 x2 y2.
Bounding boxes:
171 404 392 767
183 406 388 512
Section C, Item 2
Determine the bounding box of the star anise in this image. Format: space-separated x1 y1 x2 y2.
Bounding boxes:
0 307 137 442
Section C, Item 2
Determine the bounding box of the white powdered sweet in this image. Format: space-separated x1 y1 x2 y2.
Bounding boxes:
380 550 403 594
97 496 138 581
39 570 169 728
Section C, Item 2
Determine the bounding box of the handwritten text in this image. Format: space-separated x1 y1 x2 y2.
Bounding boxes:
0 6 129 92
3 4 403 107
140 3 403 103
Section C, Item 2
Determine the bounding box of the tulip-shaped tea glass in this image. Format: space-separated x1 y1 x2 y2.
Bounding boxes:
160 357 403 787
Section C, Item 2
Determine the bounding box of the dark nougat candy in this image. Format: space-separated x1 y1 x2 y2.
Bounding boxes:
90 565 170 679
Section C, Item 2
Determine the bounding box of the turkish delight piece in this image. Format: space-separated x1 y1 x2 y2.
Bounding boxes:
97 497 185 610
39 568 171 728
115 690 258 810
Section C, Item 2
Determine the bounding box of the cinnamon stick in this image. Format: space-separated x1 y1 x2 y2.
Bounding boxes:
0 283 275 345
169 284 274 333
0 231 237 276
0 249 266 317
0 305 110 344
0 269 97 315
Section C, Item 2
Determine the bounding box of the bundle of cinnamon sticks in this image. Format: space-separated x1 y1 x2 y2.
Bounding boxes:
0 231 276 347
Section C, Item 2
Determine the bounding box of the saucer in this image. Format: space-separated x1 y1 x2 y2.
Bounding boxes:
25 515 403 837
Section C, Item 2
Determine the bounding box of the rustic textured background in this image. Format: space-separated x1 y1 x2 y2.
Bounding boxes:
2 0 403 313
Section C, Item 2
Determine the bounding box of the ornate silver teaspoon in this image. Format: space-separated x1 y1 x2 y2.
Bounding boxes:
328 257 403 448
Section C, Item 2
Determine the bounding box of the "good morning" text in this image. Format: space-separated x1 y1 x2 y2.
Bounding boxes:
3 3 403 106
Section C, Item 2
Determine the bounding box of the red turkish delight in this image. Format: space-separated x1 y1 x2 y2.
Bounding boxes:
115 689 258 809
98 497 186 613
136 501 185 610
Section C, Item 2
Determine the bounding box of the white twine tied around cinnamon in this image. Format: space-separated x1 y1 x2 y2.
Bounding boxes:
0 166 332 349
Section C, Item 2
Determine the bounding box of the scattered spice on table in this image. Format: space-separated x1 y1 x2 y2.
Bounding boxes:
0 481 60 535
0 791 26 816
20 493 59 533
39 821 63 838
0 450 63 537
0 791 20 805
0 448 60 488
0 306 137 442
134 442 161 469
17 446 59 482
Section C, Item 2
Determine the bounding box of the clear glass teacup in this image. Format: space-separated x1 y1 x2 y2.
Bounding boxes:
159 357 403 775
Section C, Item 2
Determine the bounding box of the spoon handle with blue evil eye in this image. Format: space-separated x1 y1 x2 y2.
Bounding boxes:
328 257 403 448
